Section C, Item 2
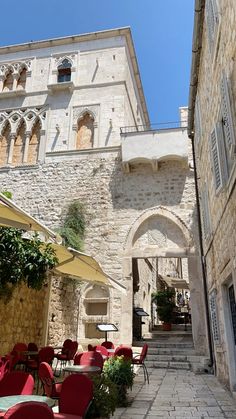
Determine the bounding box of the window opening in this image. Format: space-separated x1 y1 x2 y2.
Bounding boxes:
57 59 72 83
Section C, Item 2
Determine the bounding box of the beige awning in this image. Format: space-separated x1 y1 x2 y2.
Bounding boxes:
51 245 127 294
162 275 189 290
0 193 59 242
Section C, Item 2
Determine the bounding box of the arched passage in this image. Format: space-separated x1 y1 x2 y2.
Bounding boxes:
120 206 208 355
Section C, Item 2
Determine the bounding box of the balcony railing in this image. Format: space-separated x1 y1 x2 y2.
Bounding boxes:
120 121 187 134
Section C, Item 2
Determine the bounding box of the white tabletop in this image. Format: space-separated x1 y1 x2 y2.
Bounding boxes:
0 395 55 412
64 365 101 374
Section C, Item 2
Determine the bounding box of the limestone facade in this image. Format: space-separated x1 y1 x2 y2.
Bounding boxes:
188 0 236 390
0 28 208 356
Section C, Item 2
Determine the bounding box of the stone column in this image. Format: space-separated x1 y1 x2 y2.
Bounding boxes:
0 76 5 91
12 74 19 90
188 255 209 356
23 131 31 163
38 129 46 162
7 133 16 164
120 256 133 345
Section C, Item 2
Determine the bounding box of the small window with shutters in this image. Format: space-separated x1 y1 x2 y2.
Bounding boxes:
209 289 220 344
221 72 236 162
210 125 227 193
205 0 220 53
201 185 211 240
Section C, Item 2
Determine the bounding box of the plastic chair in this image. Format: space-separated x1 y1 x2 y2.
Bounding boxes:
3 401 54 419
79 351 104 370
73 352 83 365
38 362 62 399
114 346 133 360
101 341 114 349
54 340 74 374
27 346 54 371
5 351 20 372
27 342 38 352
0 356 10 382
87 344 96 351
12 343 28 368
95 345 109 358
54 373 93 419
132 343 149 383
0 371 34 396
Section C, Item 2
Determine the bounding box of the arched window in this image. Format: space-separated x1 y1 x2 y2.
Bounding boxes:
28 119 40 164
76 113 94 150
0 123 11 166
57 59 72 83
12 121 26 165
3 70 13 91
17 67 27 89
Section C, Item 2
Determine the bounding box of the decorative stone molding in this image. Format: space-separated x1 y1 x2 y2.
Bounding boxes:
73 105 99 125
0 107 47 135
0 60 32 77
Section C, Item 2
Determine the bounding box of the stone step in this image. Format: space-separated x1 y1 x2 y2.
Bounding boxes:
147 348 196 355
146 360 191 370
134 341 194 348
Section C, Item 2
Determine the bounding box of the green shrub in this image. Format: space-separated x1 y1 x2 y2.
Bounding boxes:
86 375 117 418
59 200 86 250
103 356 134 406
152 289 176 323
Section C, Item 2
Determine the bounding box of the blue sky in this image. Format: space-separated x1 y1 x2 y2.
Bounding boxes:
0 0 194 123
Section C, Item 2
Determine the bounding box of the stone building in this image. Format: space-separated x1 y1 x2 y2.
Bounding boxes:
0 28 208 357
188 0 236 390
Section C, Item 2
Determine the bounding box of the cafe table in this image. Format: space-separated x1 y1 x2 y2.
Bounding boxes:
64 365 101 374
0 395 55 412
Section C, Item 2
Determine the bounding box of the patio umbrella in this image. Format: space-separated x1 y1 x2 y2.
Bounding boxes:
51 244 127 293
162 275 189 290
0 193 59 241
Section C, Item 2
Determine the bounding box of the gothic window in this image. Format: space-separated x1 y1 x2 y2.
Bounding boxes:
76 113 94 150
3 70 13 91
28 119 40 164
0 122 10 166
57 59 72 83
17 67 27 90
12 121 26 165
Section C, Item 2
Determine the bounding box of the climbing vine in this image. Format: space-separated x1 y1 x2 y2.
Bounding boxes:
59 200 86 251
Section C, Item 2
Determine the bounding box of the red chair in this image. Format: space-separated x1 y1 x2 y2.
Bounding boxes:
95 345 109 358
132 343 149 383
27 342 38 352
3 401 54 419
5 352 20 372
38 362 62 399
27 346 54 371
0 356 10 381
0 371 34 396
54 340 74 374
79 351 103 370
54 373 93 419
101 341 114 349
87 344 96 351
73 353 83 365
114 346 133 360
12 343 28 368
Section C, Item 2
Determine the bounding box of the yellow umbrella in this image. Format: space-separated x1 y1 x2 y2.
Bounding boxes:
0 193 59 241
51 244 127 293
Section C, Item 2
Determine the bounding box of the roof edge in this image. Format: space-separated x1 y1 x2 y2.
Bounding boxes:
0 27 150 126
187 0 205 138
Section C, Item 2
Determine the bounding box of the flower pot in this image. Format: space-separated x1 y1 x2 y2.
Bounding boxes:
162 322 172 331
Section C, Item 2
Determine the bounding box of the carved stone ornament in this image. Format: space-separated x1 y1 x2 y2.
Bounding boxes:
73 105 99 125
0 107 47 135
0 60 32 77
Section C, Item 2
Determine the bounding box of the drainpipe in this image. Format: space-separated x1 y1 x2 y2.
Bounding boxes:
188 0 214 369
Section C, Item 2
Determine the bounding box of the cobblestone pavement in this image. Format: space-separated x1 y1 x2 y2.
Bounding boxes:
113 369 236 418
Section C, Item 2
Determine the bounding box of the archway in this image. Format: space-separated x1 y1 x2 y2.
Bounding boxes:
121 207 209 355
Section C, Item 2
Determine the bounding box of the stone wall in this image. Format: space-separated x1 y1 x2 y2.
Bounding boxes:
192 0 236 389
0 282 47 354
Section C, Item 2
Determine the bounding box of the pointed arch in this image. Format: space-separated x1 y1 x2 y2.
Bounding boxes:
17 67 27 89
3 69 13 91
12 121 26 165
76 112 94 150
0 122 11 166
57 58 72 83
28 118 40 164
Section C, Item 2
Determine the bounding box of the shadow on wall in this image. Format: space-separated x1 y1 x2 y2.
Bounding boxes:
109 157 191 211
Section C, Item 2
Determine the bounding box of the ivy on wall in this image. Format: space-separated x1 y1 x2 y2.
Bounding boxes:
59 200 86 251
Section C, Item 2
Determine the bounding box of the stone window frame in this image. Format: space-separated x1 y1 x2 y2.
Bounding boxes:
48 52 78 88
209 288 221 345
71 104 100 150
0 60 32 95
0 107 47 167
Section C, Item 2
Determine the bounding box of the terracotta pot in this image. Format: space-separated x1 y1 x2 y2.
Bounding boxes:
162 322 172 331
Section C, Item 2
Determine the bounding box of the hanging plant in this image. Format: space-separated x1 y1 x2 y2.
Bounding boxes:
0 227 58 302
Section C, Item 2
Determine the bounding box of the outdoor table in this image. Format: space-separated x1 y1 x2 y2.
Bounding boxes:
64 365 101 374
107 349 115 354
0 395 55 412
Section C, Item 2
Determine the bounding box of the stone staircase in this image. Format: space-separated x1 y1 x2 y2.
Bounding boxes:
133 328 210 372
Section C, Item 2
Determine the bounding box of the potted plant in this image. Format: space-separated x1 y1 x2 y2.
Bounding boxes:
152 289 176 331
103 355 134 407
86 375 117 418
